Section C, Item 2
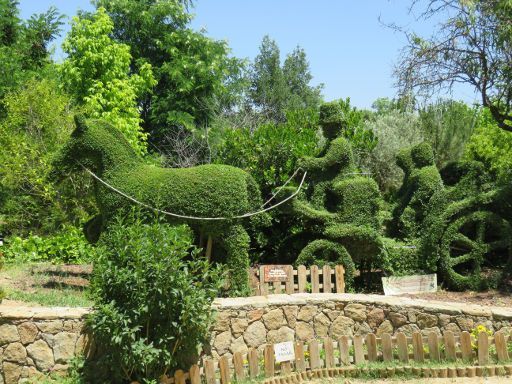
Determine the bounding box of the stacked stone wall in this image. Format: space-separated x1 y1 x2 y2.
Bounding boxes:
0 307 90 384
208 293 512 359
2 294 512 383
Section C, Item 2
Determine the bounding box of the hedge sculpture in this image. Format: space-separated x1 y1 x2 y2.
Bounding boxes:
391 142 443 240
419 160 512 290
53 116 265 294
289 102 383 284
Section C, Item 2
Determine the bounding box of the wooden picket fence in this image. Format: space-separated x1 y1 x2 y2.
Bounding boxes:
162 330 512 384
249 264 345 296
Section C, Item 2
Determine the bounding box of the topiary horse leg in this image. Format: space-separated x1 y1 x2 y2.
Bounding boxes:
221 224 250 295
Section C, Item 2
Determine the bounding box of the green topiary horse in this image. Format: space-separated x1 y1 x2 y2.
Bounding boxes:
53 116 265 294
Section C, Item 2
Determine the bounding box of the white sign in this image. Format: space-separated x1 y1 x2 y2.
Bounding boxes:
274 341 295 363
382 274 437 296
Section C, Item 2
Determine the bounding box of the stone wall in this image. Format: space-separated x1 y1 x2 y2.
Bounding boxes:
2 293 512 383
0 306 90 384
208 293 512 359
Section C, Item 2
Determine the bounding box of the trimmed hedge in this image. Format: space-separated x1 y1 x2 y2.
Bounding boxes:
54 116 265 294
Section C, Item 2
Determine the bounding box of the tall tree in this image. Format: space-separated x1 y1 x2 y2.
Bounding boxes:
60 7 156 155
0 1 63 112
93 0 244 140
249 36 323 122
395 0 512 131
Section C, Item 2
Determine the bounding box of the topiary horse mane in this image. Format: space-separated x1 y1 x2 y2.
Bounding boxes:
53 116 264 293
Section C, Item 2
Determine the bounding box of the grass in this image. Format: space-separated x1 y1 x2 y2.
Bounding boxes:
0 261 92 307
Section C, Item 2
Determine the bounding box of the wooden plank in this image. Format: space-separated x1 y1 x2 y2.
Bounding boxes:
233 351 245 380
189 365 201 384
273 281 282 294
174 370 186 384
335 265 345 293
298 265 307 293
264 344 275 377
324 337 335 368
204 359 216 384
428 331 440 361
309 340 321 369
322 265 332 293
366 333 378 362
248 348 259 378
294 342 306 372
412 332 424 362
353 335 365 364
460 331 473 361
259 266 268 295
381 333 393 362
281 361 292 375
219 356 230 384
444 331 456 361
285 266 294 294
478 331 489 365
311 265 320 293
495 332 509 362
338 336 350 365
396 332 409 363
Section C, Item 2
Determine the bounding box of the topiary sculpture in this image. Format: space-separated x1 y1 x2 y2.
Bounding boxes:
286 102 384 285
391 142 444 240
419 160 512 290
52 116 266 294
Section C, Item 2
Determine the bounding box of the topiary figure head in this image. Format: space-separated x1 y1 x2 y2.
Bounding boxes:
396 147 414 175
411 142 434 168
319 101 344 140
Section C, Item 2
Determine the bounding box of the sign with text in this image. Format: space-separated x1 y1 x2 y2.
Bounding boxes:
263 265 291 282
382 274 437 296
274 341 295 363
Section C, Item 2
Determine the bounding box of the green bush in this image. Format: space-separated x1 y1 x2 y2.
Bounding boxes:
3 226 95 264
88 216 224 383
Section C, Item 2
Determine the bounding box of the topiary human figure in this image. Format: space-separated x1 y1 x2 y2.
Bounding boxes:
289 102 383 283
52 116 265 294
391 142 444 240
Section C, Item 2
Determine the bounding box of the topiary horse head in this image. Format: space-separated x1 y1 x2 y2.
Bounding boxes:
53 116 265 294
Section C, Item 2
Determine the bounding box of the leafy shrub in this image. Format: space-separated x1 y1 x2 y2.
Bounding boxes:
360 109 423 193
3 225 95 264
88 216 224 383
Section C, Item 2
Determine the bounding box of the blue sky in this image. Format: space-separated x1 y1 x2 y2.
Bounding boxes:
19 0 478 109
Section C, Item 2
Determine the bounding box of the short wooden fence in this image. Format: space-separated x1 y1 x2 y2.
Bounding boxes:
162 330 512 384
249 264 345 296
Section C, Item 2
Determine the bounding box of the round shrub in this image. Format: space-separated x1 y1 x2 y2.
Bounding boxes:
411 141 435 168
88 215 224 383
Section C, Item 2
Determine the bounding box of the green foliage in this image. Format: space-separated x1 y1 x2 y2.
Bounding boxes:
381 238 420 276
391 142 443 240
0 1 63 113
249 35 322 122
54 117 263 293
3 226 95 264
88 216 224 383
95 0 243 138
215 108 320 197
360 108 423 193
60 7 156 155
465 108 512 183
419 99 478 168
0 76 94 236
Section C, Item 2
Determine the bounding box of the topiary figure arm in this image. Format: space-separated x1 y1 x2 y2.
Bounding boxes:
299 138 353 173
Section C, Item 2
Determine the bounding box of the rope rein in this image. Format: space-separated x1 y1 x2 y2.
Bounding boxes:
79 163 307 221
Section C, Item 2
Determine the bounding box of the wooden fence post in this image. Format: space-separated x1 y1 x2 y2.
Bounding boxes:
264 344 275 377
338 336 350 365
443 330 456 361
311 265 320 293
381 333 393 362
294 342 306 372
259 265 268 295
396 332 408 363
322 265 332 293
189 365 200 384
233 351 245 380
495 332 509 362
298 265 307 293
353 335 365 364
324 337 335 368
335 265 345 293
309 340 321 369
478 331 489 365
428 331 440 361
219 355 231 384
204 359 216 384
285 265 294 294
248 348 259 378
460 331 473 361
412 332 424 362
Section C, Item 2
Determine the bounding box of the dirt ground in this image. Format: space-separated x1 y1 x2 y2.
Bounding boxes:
319 376 511 383
398 290 512 307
